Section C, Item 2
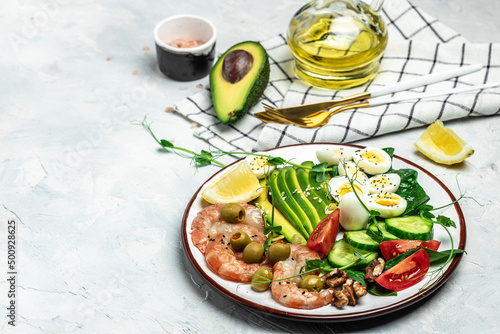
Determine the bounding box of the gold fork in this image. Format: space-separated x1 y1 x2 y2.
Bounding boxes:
257 101 371 128
261 91 369 119
255 81 500 128
255 64 485 125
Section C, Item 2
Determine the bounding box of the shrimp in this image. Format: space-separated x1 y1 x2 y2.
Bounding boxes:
271 244 333 309
190 203 268 282
205 233 271 282
191 203 265 254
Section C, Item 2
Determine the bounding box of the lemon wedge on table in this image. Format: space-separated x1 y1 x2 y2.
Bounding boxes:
202 161 264 204
414 120 474 165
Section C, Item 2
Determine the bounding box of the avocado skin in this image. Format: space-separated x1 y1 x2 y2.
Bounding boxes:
210 41 270 124
253 179 306 245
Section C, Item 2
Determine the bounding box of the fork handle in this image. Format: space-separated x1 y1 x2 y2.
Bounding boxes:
369 82 500 106
370 64 482 98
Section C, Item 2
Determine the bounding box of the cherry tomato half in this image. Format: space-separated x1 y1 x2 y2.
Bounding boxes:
307 208 340 256
380 239 441 260
376 248 430 291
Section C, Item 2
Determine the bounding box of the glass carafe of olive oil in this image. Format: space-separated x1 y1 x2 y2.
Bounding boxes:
287 0 387 89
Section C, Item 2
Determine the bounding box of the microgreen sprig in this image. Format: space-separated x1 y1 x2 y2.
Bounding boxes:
415 176 477 292
240 259 333 290
134 116 334 175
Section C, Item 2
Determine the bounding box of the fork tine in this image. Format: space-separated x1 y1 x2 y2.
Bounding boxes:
266 109 308 127
262 102 280 112
254 111 288 124
261 102 275 109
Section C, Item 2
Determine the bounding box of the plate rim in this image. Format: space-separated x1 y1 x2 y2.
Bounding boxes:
181 143 466 322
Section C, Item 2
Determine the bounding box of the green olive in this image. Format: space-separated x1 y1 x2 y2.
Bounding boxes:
221 203 246 224
251 267 273 292
299 275 324 292
267 242 291 264
230 231 252 252
242 242 264 264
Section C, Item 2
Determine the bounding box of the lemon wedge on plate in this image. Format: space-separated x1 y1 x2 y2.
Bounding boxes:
202 161 264 204
414 120 474 165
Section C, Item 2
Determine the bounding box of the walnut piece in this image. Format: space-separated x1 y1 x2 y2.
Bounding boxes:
331 278 367 308
322 268 347 288
342 279 357 306
332 289 349 308
353 280 367 298
365 257 386 283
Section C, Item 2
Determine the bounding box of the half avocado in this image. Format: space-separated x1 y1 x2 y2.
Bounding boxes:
210 41 270 124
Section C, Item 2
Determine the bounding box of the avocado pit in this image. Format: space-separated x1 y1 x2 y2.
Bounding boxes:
222 49 254 84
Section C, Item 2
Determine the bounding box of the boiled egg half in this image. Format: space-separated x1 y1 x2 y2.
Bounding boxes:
316 147 354 166
245 155 276 179
353 147 392 175
366 173 401 194
366 192 407 218
328 176 369 203
338 192 370 231
338 160 368 185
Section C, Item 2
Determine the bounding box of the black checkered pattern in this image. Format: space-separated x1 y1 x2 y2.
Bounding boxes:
174 0 500 152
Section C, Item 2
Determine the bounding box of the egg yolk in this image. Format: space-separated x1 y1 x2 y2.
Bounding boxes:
361 150 387 164
373 193 401 206
337 183 364 197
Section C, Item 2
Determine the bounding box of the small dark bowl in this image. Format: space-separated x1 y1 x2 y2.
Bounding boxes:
154 15 217 81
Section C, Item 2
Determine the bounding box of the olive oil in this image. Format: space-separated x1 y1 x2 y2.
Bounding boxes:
287 0 388 89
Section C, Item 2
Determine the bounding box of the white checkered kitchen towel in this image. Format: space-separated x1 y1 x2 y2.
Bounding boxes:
175 0 500 152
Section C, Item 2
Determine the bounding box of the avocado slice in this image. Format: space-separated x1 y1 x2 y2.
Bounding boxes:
210 41 270 124
301 161 332 206
276 168 314 236
284 167 319 233
295 166 328 224
253 180 306 245
268 170 309 239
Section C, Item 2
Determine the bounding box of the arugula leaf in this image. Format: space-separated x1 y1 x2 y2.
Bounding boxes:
391 168 431 215
418 204 434 212
382 147 395 159
427 248 466 264
367 222 384 243
344 270 367 286
344 239 368 262
303 259 335 274
368 284 398 297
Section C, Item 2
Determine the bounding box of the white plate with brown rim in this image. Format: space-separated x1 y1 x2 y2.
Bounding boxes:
181 143 466 322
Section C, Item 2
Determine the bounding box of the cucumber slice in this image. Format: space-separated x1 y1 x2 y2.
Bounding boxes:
367 222 399 241
344 230 380 251
385 216 434 240
328 239 378 269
